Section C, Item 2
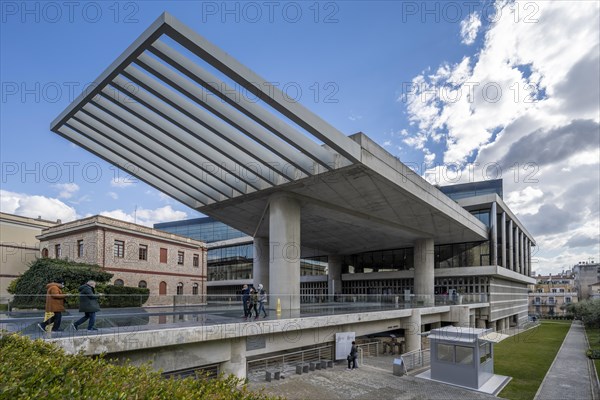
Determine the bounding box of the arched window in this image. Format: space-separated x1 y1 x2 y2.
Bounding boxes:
192 283 199 295
138 280 147 289
176 282 184 295
114 279 124 287
41 248 49 258
159 281 167 296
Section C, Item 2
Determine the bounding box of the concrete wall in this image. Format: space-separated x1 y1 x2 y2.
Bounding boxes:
489 277 528 326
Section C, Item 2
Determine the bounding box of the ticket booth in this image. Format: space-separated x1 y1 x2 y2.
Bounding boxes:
428 326 495 389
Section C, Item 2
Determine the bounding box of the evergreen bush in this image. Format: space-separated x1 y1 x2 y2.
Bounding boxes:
0 333 280 399
9 258 112 309
102 285 150 308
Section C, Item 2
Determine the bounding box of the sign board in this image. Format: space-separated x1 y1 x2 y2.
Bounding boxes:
335 331 355 361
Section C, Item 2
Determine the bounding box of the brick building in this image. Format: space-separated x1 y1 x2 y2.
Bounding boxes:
37 215 207 305
528 272 578 316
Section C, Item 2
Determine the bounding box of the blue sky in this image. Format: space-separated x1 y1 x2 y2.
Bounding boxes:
1 1 599 275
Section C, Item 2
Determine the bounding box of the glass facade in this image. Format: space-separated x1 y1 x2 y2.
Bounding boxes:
155 217 247 243
438 178 503 201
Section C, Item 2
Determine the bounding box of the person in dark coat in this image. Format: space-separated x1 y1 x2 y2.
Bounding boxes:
38 278 67 332
72 280 100 331
241 284 250 319
347 341 358 369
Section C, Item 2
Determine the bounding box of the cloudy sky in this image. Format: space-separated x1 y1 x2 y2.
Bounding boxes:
1 1 598 275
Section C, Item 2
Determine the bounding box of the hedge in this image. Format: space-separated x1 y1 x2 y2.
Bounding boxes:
102 285 150 308
0 333 281 400
9 258 113 309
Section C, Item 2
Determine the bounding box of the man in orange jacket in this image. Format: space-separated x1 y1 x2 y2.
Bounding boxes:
37 278 67 332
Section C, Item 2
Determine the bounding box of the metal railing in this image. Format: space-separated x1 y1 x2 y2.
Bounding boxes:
399 348 430 375
356 341 380 365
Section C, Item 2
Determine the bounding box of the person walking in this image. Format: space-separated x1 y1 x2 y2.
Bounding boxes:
249 287 259 319
72 280 100 331
37 278 67 332
241 284 250 319
257 284 268 318
347 341 358 370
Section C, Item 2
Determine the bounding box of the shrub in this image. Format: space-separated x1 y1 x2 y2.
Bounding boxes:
9 258 112 309
102 285 150 307
0 333 281 400
587 349 600 359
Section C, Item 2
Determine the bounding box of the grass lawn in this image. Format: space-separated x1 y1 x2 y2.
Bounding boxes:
495 320 571 400
585 326 600 376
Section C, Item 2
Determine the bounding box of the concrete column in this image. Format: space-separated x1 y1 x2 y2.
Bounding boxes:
451 305 470 327
490 202 498 266
519 231 524 274
501 212 507 268
527 241 532 276
269 194 301 311
253 237 269 292
514 228 520 274
327 255 342 296
221 339 246 379
508 220 514 271
520 234 526 276
476 318 486 329
414 238 434 305
404 309 422 352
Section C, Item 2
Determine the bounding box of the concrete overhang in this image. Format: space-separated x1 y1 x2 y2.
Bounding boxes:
51 12 487 255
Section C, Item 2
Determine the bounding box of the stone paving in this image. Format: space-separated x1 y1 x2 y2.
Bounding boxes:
249 355 502 400
534 320 600 400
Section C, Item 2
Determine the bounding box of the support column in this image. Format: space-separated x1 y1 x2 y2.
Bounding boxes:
521 234 526 276
514 228 520 274
414 238 434 305
327 255 342 297
491 202 498 266
269 194 301 311
476 318 486 329
404 309 422 352
253 237 269 292
519 231 524 274
508 220 514 271
221 339 246 379
527 241 532 276
501 212 507 268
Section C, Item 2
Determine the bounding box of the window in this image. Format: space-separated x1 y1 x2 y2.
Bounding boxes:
42 248 49 258
176 282 183 295
138 280 147 288
437 344 453 362
193 254 199 267
455 346 473 365
192 283 199 295
178 251 184 265
159 281 167 295
77 240 84 258
114 279 124 286
160 248 167 263
55 244 61 259
565 297 572 304
479 343 491 364
139 244 148 261
114 240 125 258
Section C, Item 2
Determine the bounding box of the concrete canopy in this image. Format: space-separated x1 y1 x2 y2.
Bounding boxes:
51 12 487 255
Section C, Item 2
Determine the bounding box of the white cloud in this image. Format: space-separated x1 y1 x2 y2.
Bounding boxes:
403 1 600 274
99 206 188 227
383 140 392 147
53 183 79 199
0 190 77 222
110 177 135 188
460 12 481 45
107 192 119 200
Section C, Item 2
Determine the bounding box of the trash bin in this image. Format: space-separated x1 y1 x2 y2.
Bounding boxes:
393 358 404 376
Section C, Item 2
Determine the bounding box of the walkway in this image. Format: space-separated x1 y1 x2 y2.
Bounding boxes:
534 320 600 400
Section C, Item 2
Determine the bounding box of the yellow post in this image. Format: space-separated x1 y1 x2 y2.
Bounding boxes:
276 298 281 316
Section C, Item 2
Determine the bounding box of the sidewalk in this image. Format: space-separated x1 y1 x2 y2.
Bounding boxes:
534 320 600 400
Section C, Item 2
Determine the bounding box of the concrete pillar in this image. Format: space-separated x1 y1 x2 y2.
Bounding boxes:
327 255 342 296
508 220 514 271
515 227 521 273
520 234 525 276
221 339 246 379
497 319 505 332
269 194 301 311
253 237 269 292
527 241 532 276
414 238 434 305
476 318 486 329
490 202 498 266
501 212 507 268
451 305 470 327
404 309 422 352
